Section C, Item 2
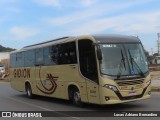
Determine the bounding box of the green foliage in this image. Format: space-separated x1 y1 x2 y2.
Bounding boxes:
0 45 15 52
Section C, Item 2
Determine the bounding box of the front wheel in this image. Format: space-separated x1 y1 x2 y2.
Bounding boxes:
72 90 83 106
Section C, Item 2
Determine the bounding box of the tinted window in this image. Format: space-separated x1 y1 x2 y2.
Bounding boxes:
44 46 58 65
58 42 77 64
78 40 98 82
35 48 44 65
16 52 24 67
10 53 16 68
10 42 77 67
24 50 35 67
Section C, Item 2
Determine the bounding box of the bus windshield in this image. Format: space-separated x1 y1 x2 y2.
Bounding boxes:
99 43 148 77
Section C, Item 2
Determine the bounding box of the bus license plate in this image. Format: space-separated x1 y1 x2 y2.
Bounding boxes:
129 92 137 95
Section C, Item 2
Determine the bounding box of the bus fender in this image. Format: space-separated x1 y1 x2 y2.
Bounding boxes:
67 83 81 98
25 80 32 91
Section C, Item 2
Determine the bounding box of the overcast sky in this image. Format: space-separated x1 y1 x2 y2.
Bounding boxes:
0 0 160 54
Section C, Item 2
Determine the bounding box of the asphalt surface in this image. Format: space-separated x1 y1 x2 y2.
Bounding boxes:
0 82 160 120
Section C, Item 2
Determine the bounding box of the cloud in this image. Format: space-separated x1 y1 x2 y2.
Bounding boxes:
44 0 153 26
80 0 97 7
5 7 21 13
70 11 160 35
41 0 158 36
0 0 19 4
44 9 103 26
10 27 39 40
33 0 61 7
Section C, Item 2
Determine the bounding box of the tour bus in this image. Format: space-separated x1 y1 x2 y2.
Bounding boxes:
10 34 151 106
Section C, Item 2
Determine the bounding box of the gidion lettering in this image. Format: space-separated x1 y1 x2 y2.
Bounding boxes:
14 68 31 78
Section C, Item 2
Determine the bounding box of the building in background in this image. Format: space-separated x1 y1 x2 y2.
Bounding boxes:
0 52 10 60
0 52 10 78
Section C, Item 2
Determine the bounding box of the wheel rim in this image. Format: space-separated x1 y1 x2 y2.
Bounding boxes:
74 92 80 103
27 86 31 97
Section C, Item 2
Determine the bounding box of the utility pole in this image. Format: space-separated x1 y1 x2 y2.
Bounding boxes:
151 48 153 56
158 33 160 56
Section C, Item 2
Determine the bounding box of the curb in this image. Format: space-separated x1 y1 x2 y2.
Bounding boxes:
151 87 160 92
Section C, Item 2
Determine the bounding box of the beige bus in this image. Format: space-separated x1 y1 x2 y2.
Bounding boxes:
10 35 151 106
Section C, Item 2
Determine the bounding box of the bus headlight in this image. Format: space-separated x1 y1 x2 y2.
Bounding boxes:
144 80 151 88
104 84 118 92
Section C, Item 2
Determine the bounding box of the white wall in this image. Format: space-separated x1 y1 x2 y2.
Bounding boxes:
0 52 10 61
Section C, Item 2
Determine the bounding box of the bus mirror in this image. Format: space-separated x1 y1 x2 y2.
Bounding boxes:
97 47 102 60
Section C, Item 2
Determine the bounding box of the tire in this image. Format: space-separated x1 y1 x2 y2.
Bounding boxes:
72 90 83 107
26 84 33 99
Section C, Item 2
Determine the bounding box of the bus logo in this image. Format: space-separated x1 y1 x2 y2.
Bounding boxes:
13 68 31 78
36 67 59 94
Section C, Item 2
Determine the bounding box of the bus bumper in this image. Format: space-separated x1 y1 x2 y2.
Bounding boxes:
99 84 151 105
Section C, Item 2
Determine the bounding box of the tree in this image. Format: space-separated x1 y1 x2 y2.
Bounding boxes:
0 45 15 52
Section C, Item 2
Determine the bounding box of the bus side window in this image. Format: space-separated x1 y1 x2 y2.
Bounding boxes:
16 52 24 67
50 46 58 64
10 53 17 68
44 45 58 65
78 40 98 83
58 42 77 64
24 50 35 67
35 48 44 66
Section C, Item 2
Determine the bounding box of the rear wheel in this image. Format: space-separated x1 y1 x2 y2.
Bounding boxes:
26 84 33 99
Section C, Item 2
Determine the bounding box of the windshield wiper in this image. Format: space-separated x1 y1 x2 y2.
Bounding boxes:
128 49 144 77
117 50 126 79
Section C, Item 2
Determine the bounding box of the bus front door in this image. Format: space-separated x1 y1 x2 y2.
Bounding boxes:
78 40 100 104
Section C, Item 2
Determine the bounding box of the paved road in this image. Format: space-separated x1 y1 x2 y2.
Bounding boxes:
0 82 160 120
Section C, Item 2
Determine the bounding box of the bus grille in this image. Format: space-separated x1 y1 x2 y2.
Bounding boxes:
116 79 144 86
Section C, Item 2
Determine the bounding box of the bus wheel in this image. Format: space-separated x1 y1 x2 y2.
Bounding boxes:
26 84 33 99
72 90 83 107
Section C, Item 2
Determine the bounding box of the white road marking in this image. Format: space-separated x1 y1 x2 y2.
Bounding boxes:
7 97 81 120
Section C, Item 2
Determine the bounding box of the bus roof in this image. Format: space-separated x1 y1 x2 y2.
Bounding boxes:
22 36 75 50
11 34 141 53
